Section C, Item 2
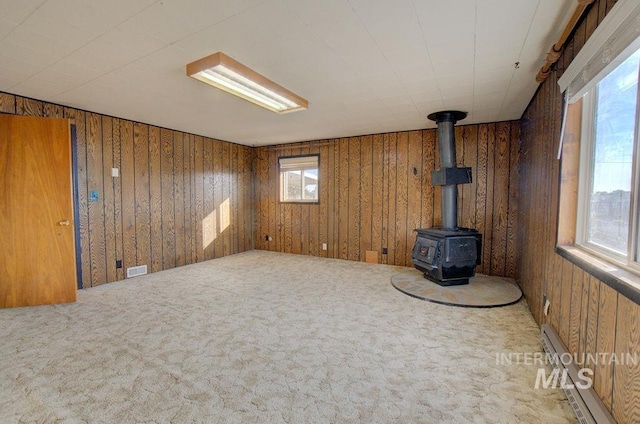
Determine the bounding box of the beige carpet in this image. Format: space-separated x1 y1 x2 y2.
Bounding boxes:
0 251 574 423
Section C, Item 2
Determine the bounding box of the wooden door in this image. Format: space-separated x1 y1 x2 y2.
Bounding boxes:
0 115 77 308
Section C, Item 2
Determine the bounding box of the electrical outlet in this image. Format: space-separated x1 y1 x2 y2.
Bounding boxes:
382 247 388 255
322 243 327 251
116 260 122 269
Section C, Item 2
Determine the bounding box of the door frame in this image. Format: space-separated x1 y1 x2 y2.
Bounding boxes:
70 124 83 289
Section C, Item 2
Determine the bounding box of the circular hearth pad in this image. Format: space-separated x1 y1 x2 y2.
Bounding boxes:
391 269 522 308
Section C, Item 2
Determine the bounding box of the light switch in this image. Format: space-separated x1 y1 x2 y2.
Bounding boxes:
111 168 119 177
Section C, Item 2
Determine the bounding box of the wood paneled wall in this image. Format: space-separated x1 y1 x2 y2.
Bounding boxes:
519 1 640 422
0 92 253 289
254 122 519 278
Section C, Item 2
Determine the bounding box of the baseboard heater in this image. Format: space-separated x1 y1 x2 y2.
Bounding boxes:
541 324 616 424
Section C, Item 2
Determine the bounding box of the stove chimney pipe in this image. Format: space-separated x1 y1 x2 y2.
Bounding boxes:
427 110 468 230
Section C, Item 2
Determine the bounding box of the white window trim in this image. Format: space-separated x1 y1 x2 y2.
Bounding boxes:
558 0 640 101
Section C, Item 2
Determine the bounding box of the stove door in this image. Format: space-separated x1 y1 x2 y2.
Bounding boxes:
412 237 439 269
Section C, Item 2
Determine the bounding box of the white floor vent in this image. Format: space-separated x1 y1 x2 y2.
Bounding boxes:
541 324 615 424
126 265 147 278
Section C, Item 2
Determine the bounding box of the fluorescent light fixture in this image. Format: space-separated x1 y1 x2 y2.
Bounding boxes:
186 52 308 114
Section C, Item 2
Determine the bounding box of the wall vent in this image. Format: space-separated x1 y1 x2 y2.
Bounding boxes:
126 265 147 278
541 324 615 424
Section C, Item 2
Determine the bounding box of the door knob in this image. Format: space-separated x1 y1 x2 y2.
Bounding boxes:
58 220 70 226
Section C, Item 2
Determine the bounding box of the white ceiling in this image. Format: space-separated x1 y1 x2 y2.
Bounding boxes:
0 0 574 146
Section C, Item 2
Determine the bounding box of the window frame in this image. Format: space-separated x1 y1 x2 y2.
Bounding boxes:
574 51 640 272
555 0 640 305
278 154 320 204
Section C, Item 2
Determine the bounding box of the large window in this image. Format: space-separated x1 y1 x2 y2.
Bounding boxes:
279 155 319 203
556 0 640 289
576 47 640 266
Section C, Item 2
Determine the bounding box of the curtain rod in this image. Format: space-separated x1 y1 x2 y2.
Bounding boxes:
536 0 595 83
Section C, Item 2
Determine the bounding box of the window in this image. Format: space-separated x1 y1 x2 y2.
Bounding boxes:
577 50 639 260
279 155 319 203
556 0 640 289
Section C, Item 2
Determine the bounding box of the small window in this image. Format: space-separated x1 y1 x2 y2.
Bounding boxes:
279 155 319 203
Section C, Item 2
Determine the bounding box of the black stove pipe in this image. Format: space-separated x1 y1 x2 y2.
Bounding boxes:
427 110 468 230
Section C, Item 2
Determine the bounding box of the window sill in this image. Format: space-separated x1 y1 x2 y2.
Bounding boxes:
556 244 640 306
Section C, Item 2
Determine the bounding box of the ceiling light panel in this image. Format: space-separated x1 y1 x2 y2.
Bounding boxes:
186 52 307 114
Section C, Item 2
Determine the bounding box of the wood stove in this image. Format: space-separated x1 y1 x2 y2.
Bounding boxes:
411 111 482 286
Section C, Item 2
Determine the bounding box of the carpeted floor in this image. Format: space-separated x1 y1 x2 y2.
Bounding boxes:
0 251 575 423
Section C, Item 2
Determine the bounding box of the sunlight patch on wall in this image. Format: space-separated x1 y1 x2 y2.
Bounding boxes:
220 198 230 233
202 209 217 250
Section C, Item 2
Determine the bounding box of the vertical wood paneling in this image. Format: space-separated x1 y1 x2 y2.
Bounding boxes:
112 120 124 282
0 93 16 113
160 129 175 269
371 134 384 259
386 133 398 264
300 146 311 255
17 97 43 117
149 126 163 272
173 131 185 267
230 143 239 255
568 266 585 355
134 123 150 270
102 117 117 283
613 293 640 423
586 278 600 377
579 271 591 359
268 148 277 252
194 135 205 262
348 137 361 262
3 91 252 289
253 122 519 274
338 138 349 260
421 130 436 230
360 136 373 261
319 143 330 258
505 122 519 278
490 122 510 276
221 141 231 256
406 131 422 266
455 126 464 223
308 143 320 257
120 120 136 271
460 126 477 230
203 138 215 260
44 103 63 118
595 284 617 410
212 140 224 258
381 134 390 264
87 113 107 286
559 260 573 345
184 135 194 263
282 147 293 254
475 124 489 274
547 255 562 330
290 147 302 255
241 146 253 251
483 124 496 274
